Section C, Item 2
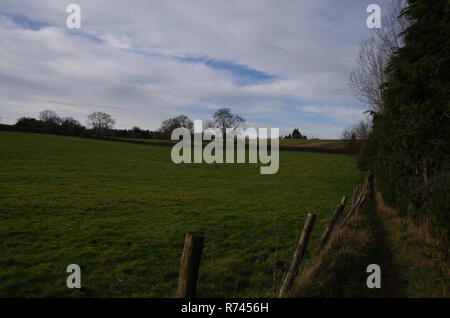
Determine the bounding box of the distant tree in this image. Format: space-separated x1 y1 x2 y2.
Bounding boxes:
291 128 303 139
108 127 156 139
15 117 45 129
212 107 245 136
60 117 85 136
131 126 143 138
87 112 116 137
355 120 371 140
341 120 372 141
203 119 215 130
39 110 62 127
341 119 372 153
341 127 352 141
159 115 193 139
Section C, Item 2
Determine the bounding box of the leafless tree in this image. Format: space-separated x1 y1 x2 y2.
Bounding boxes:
87 111 116 137
159 114 193 139
212 107 245 136
341 119 372 141
341 127 353 141
350 0 409 114
203 119 215 130
39 109 62 126
354 119 372 140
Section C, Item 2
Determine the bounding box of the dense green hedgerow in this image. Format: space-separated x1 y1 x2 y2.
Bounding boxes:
359 0 450 242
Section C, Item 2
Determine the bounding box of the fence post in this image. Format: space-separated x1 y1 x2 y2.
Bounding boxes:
176 233 204 298
279 213 316 298
340 195 348 206
352 185 358 205
341 194 366 226
314 196 347 254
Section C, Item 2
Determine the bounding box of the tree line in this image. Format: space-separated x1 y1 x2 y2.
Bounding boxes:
349 0 449 241
7 108 247 140
7 107 307 141
10 110 159 139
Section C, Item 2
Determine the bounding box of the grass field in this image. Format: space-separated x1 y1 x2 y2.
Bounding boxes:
115 137 177 144
0 131 361 297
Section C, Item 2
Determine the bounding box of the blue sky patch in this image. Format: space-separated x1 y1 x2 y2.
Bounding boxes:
132 50 278 86
180 56 278 86
0 13 48 30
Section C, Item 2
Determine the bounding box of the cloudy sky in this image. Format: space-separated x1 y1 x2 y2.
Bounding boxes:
0 0 389 138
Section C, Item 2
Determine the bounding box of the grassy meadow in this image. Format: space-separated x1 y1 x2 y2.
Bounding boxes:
0 131 361 297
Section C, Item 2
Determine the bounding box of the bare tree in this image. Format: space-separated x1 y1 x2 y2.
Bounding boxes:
341 127 353 141
354 120 372 140
350 0 409 114
203 119 215 130
341 119 372 141
374 0 410 58
39 110 62 126
212 107 245 136
159 115 193 139
350 38 386 113
87 112 116 137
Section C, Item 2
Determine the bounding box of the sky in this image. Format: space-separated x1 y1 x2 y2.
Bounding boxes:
0 0 390 138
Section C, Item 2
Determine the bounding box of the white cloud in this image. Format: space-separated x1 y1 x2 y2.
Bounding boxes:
0 0 390 138
300 105 366 123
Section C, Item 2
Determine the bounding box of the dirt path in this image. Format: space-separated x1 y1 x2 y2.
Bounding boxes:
371 190 403 297
371 189 449 297
295 141 333 148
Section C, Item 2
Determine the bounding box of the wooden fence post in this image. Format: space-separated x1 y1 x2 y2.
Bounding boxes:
279 213 316 298
340 195 348 206
314 196 347 254
176 233 204 298
341 193 366 226
352 185 358 205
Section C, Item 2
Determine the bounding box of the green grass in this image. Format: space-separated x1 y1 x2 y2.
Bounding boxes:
0 131 361 297
295 198 380 298
376 199 449 297
296 189 450 298
115 137 176 144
